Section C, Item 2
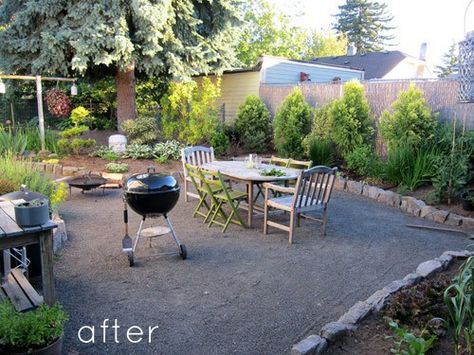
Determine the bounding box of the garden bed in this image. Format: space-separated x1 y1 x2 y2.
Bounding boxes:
330 258 465 355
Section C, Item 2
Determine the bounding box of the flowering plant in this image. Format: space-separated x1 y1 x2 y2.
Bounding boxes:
45 89 71 118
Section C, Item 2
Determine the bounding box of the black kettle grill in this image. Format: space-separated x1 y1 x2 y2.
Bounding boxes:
122 167 186 266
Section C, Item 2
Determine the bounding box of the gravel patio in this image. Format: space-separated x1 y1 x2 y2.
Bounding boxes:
55 188 471 354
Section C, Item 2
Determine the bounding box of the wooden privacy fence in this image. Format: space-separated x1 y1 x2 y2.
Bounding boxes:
259 79 474 130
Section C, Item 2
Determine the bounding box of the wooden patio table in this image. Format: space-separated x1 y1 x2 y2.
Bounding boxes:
200 160 301 227
0 199 57 308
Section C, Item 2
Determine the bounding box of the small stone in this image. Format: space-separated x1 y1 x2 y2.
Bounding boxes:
365 289 391 311
445 213 463 226
334 176 346 191
435 253 453 268
52 215 67 254
428 210 449 224
45 163 54 174
420 206 437 218
382 279 410 294
416 260 442 277
402 273 423 286
462 217 474 229
62 166 79 176
444 250 473 258
320 322 356 343
337 301 372 325
291 335 327 355
362 185 383 200
345 180 363 195
53 164 63 175
377 191 401 208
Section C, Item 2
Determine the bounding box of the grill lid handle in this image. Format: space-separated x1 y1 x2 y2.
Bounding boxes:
147 166 156 173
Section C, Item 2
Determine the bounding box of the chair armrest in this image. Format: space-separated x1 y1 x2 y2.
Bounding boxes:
262 182 295 194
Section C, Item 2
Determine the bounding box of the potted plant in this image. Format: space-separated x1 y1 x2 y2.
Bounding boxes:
0 301 68 354
460 188 474 211
14 199 49 227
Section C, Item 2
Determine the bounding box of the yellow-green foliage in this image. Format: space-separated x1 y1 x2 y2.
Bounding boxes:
120 116 160 145
160 77 221 144
70 106 93 126
58 106 95 154
380 85 437 151
329 80 374 157
50 182 67 212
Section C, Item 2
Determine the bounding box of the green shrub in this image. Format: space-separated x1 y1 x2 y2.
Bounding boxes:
384 145 436 191
58 107 96 155
123 144 154 159
59 126 89 139
305 136 333 166
235 95 271 152
311 105 332 141
345 145 382 178
120 116 160 145
0 301 68 353
160 78 221 145
0 178 17 195
89 146 119 161
0 130 27 155
329 80 374 158
58 138 95 155
380 85 437 151
70 106 95 127
152 140 183 161
273 87 312 158
210 125 230 156
105 162 129 173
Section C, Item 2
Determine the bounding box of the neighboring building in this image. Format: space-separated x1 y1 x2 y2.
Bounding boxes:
311 50 434 80
194 55 364 122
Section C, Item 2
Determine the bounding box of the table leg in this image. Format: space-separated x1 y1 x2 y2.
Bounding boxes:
2 249 11 278
39 231 55 305
247 181 254 227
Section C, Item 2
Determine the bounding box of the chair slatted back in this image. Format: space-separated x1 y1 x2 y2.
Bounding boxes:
293 166 337 209
288 159 312 169
269 156 290 168
184 163 202 187
182 146 215 167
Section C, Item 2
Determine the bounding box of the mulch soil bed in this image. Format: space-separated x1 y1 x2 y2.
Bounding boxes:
330 258 465 355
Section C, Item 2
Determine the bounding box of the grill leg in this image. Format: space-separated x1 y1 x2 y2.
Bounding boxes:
164 215 181 247
133 217 146 252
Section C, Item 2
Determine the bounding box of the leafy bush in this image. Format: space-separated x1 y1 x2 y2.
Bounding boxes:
210 125 230 156
50 182 67 212
380 85 437 151
345 145 382 178
120 116 160 145
161 78 221 145
89 146 119 161
105 162 129 173
152 140 183 161
0 178 17 195
123 144 154 159
305 136 333 166
0 130 27 155
58 138 95 155
58 126 89 139
273 87 312 158
70 106 95 127
311 105 332 141
235 95 271 152
384 145 436 191
58 107 95 155
0 301 68 352
387 320 437 355
429 121 472 204
329 80 374 158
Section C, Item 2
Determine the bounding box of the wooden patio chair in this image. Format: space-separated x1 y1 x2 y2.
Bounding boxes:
288 159 312 169
184 163 222 221
199 169 247 233
181 146 215 202
269 156 291 167
263 166 337 244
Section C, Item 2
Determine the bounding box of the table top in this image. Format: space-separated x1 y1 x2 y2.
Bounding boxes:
0 199 57 238
201 160 301 182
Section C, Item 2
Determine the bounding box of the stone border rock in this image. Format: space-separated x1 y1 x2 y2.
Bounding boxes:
333 176 474 230
291 250 473 355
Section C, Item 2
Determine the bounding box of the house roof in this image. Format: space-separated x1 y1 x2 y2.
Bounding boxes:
311 51 422 79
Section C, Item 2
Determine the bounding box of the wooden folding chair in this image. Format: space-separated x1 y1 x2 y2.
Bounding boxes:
269 156 291 167
288 159 312 169
184 163 222 221
263 166 337 244
181 146 215 202
200 169 247 233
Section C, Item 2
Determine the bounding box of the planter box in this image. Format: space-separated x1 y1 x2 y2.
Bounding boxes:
14 202 49 227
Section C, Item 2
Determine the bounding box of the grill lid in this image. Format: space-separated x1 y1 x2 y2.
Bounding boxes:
0 185 48 202
124 167 179 194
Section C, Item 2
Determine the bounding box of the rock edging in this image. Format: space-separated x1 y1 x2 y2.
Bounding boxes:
333 176 474 230
290 250 473 355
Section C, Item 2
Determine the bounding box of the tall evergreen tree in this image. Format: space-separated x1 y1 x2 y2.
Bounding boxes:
333 0 395 53
435 43 459 78
0 1 240 127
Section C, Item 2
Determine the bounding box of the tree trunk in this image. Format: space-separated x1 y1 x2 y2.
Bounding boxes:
116 63 137 130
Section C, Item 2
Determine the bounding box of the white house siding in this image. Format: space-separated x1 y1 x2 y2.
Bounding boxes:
193 71 261 122
383 58 435 79
261 59 364 85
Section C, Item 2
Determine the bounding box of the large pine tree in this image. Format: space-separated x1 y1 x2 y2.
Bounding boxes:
435 43 459 78
333 0 394 53
0 1 240 127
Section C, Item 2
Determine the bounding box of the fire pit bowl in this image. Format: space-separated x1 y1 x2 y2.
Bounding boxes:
68 174 107 193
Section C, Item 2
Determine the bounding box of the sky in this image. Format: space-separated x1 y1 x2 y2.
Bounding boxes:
268 0 474 67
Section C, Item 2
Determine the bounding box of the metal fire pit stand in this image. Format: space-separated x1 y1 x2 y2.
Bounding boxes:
121 201 187 267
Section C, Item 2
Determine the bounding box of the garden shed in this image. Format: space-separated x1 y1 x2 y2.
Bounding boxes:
193 55 364 122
